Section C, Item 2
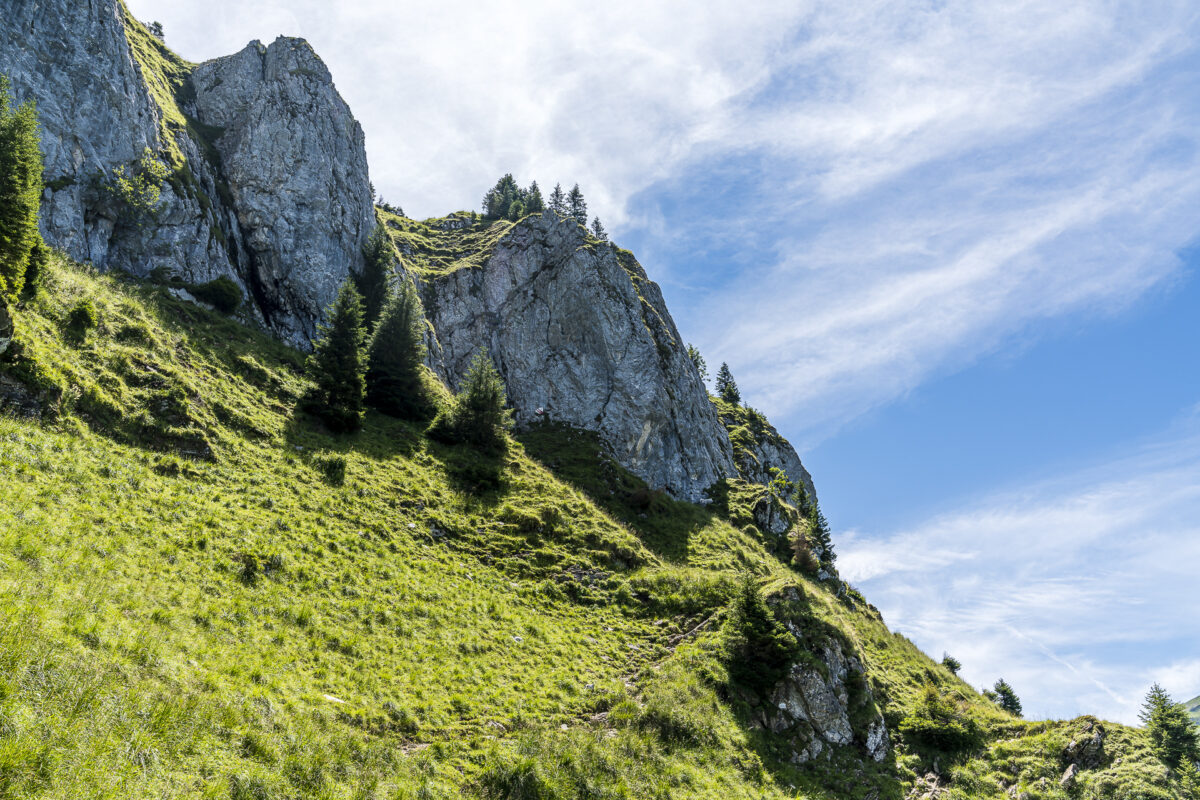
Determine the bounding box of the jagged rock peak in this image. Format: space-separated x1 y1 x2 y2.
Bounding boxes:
419 212 739 502
190 35 374 345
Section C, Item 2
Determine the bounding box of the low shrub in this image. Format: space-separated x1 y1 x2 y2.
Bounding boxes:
66 298 98 338
188 276 242 314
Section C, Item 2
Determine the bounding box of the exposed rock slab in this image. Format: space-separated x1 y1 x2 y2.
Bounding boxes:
0 4 373 346
190 37 374 345
420 213 738 502
758 586 890 765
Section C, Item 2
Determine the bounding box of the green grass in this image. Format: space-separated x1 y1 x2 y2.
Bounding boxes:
380 210 515 277
0 256 1194 799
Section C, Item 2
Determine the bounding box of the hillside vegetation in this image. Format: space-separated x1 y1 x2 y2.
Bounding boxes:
0 252 1194 800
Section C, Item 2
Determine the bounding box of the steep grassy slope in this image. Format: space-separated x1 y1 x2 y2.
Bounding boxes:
1187 696 1200 728
0 256 1192 799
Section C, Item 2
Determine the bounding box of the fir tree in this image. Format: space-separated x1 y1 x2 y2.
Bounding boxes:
1140 684 1199 770
686 343 708 382
482 173 521 220
715 362 740 405
356 222 394 330
567 183 587 226
548 183 566 215
590 217 607 241
304 281 368 433
507 200 526 221
0 76 44 302
366 279 429 420
724 576 798 694
991 679 1022 717
525 181 545 214
428 348 513 453
808 500 835 567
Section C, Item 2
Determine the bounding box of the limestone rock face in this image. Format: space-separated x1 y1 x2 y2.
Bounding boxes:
0 0 162 263
420 213 738 502
190 38 374 345
0 3 372 345
744 422 816 504
758 586 889 765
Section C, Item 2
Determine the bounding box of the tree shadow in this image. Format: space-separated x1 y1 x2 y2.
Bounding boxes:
516 422 726 564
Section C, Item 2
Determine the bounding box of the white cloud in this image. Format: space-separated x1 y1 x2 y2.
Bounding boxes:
840 417 1200 723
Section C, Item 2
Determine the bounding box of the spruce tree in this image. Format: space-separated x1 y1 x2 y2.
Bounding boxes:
1140 684 1199 770
304 281 368 433
567 184 587 226
525 181 545 214
686 343 708 382
809 500 835 567
0 76 43 302
715 362 740 405
725 576 798 694
482 173 520 219
992 679 1022 717
429 348 513 453
548 183 566 215
366 279 429 420
356 222 393 330
590 217 607 241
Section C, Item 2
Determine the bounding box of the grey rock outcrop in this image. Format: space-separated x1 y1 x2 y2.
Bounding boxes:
1062 718 1106 770
720 406 816 503
757 586 889 765
0 0 165 264
419 213 738 502
0 3 372 345
190 38 374 345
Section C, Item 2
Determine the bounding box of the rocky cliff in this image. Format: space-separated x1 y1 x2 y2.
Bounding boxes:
1 1 814 504
0 1 373 345
416 212 739 502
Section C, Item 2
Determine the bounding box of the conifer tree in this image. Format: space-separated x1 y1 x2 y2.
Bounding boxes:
567 184 587 226
548 182 567 215
482 173 521 220
356 222 393 330
991 679 1022 717
590 217 607 241
304 281 368 433
715 362 740 405
429 348 513 453
941 653 962 675
1140 684 1199 770
686 343 708 382
525 181 545 214
366 279 429 420
725 576 798 694
808 499 835 567
0 76 44 302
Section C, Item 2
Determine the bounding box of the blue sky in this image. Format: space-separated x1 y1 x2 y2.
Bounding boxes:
128 0 1200 723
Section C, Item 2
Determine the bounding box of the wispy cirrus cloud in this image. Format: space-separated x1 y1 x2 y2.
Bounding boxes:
839 414 1200 723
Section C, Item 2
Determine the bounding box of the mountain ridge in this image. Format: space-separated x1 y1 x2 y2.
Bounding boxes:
0 3 1194 798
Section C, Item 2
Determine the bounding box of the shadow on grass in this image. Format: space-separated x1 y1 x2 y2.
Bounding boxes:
517 421 724 564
